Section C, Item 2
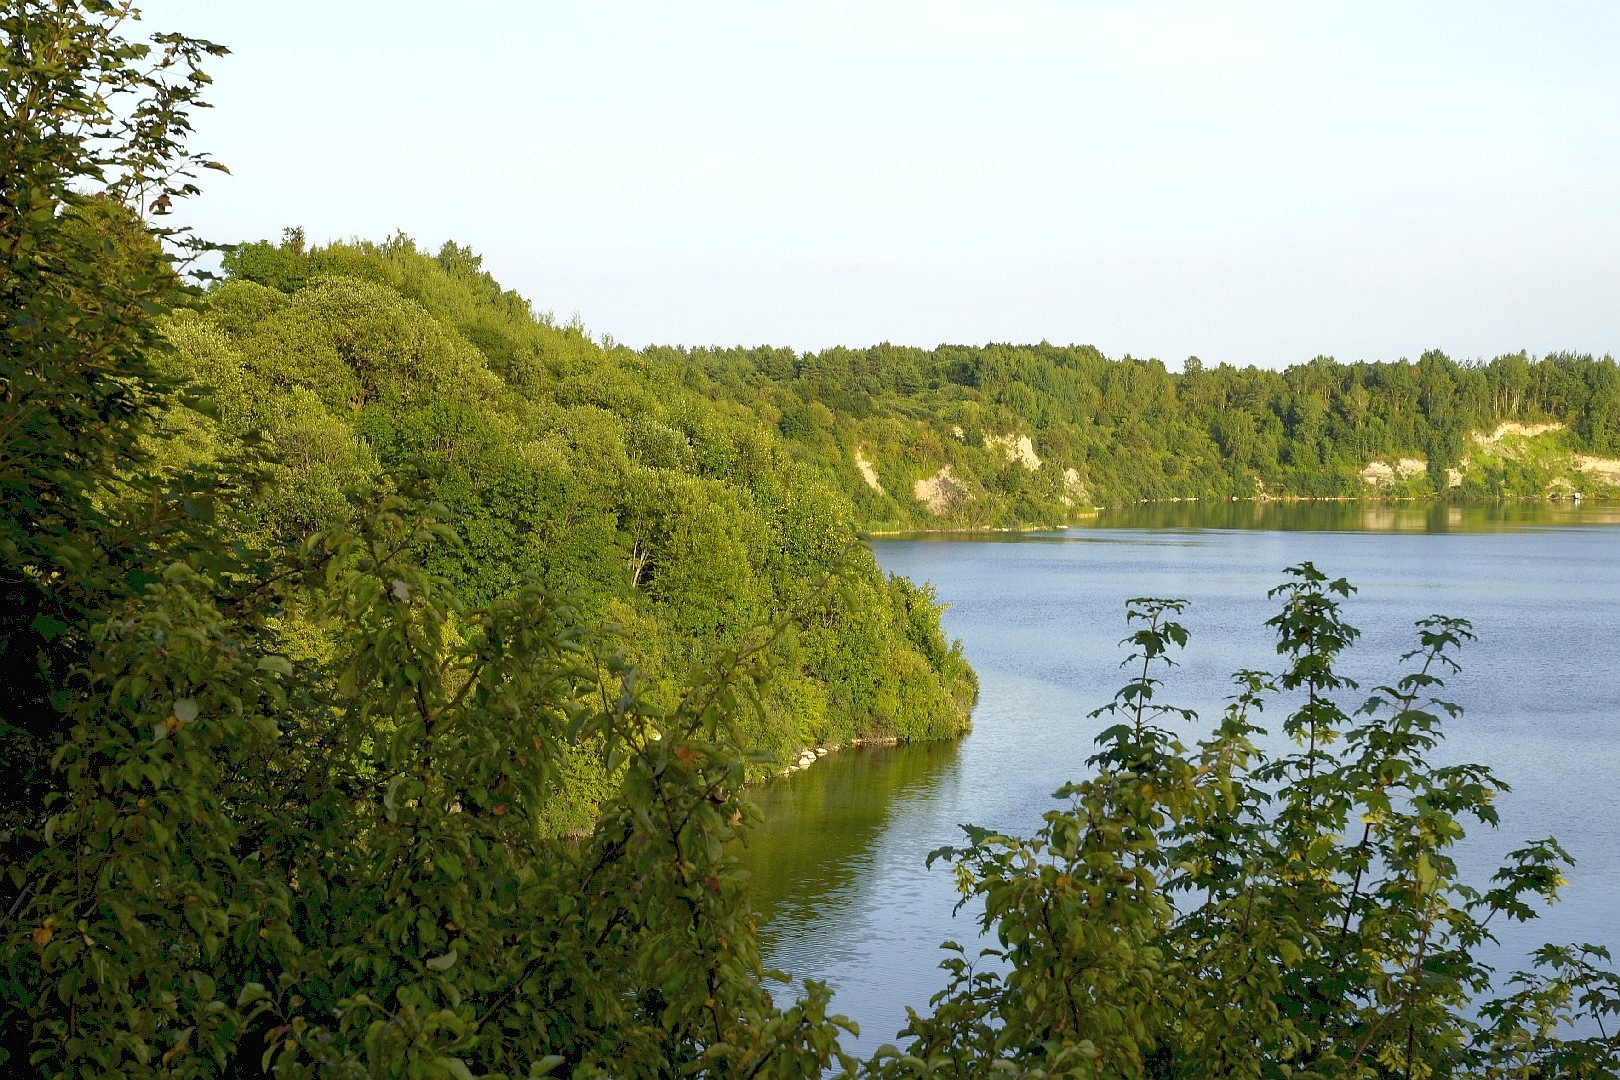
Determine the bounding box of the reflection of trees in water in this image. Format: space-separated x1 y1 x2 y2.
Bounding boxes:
737 741 962 926
1088 501 1620 532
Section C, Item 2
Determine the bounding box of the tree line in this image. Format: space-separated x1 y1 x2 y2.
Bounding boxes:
651 341 1620 529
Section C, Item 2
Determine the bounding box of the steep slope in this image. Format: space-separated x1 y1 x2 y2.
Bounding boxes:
152 235 976 828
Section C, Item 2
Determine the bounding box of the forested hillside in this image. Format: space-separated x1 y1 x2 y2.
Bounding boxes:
652 341 1620 530
196 236 1620 556
151 234 976 827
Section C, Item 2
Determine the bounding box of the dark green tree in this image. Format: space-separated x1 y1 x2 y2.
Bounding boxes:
1 0 229 842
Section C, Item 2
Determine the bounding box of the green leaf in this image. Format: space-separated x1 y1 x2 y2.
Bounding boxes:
1417 852 1438 891
256 655 294 676
30 614 69 642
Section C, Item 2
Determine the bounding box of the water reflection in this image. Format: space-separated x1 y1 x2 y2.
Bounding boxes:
740 740 969 1045
873 500 1620 537
743 741 961 926
1087 500 1620 532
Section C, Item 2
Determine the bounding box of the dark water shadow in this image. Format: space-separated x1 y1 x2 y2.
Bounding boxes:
739 739 962 936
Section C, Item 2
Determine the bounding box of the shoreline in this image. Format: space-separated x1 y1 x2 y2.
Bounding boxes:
803 496 1617 780
857 494 1618 538
767 734 902 780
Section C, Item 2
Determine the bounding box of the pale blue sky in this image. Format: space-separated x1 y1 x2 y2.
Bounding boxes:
143 1 1620 368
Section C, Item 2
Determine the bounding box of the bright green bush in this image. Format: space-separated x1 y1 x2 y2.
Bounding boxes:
185 239 977 779
879 566 1620 1078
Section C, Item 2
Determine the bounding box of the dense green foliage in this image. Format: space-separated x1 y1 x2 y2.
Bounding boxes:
7 487 874 1076
5 5 1617 1077
2 0 233 888
652 343 1620 529
152 233 974 825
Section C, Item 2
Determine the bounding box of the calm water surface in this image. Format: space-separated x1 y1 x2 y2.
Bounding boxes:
739 503 1620 1055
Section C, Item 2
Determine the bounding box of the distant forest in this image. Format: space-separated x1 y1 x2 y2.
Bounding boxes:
650 338 1620 529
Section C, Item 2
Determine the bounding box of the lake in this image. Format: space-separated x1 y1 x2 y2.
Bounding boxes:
737 502 1620 1056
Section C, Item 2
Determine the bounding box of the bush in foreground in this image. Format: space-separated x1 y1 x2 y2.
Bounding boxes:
882 565 1620 1078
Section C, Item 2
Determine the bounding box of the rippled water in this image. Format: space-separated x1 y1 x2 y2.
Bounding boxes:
738 505 1620 1055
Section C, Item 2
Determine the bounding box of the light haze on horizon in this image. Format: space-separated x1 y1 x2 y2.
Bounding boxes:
143 0 1620 370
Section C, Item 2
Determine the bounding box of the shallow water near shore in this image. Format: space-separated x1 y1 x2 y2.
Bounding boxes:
739 502 1620 1057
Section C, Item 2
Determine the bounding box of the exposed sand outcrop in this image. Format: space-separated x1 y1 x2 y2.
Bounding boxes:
914 465 967 515
1356 423 1620 493
1060 467 1091 508
1359 457 1428 488
854 448 884 494
984 433 1042 471
1359 462 1394 486
1576 454 1620 486
1473 421 1565 445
